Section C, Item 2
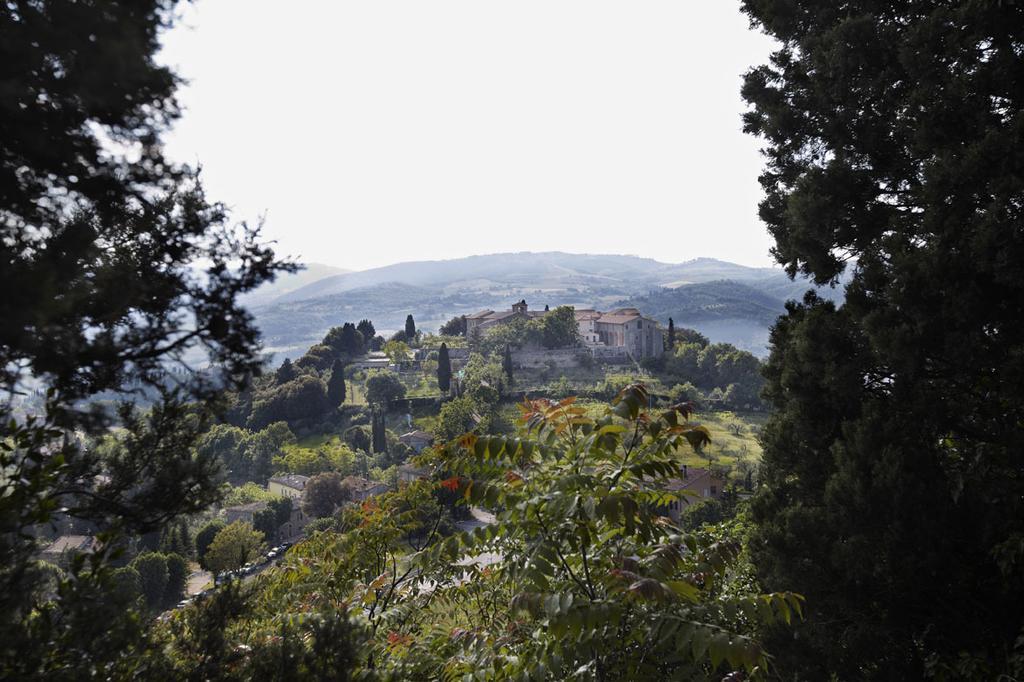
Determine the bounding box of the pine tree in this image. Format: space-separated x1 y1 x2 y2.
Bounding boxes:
742 2 1024 677
667 318 675 351
502 344 514 387
437 343 452 394
327 359 347 406
404 314 416 339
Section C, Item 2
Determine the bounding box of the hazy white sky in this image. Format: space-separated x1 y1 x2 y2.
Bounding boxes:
159 2 778 272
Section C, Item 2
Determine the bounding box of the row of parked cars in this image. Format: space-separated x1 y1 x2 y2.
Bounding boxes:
212 540 294 587
163 542 297 616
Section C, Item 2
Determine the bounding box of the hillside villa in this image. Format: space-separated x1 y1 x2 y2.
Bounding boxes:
466 300 664 361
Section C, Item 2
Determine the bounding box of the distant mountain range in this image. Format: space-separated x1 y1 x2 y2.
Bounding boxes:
249 252 847 358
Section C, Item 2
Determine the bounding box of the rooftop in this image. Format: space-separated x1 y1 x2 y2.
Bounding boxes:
343 476 388 493
400 430 434 441
269 474 310 490
42 535 95 555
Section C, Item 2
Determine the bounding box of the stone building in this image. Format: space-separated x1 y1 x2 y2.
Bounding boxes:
589 308 664 361
465 299 544 335
660 465 725 525
268 474 309 500
465 300 664 361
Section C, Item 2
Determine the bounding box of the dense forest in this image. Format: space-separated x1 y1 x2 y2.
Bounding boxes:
3 1 1023 680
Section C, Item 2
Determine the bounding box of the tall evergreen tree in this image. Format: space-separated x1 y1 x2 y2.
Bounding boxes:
275 357 297 385
0 2 289 674
742 2 1024 678
327 359 347 407
502 344 514 387
404 314 416 339
437 343 452 394
667 318 675 351
371 410 386 454
356 319 376 341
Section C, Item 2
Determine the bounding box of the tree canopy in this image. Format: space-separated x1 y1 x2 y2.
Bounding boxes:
365 370 406 407
742 1 1024 677
205 521 265 576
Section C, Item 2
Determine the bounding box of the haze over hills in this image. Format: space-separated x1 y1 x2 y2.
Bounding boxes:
275 252 783 303
251 252 846 358
240 262 351 307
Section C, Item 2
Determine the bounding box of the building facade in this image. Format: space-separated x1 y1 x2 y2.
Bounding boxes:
463 300 664 361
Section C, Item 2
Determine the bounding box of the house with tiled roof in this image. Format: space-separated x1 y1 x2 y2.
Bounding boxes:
465 300 664 361
343 476 390 502
399 430 434 453
268 474 310 500
660 465 725 524
465 300 545 335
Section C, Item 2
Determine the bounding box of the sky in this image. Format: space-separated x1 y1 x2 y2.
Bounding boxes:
159 2 779 272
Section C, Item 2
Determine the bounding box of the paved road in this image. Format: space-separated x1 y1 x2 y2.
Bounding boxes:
455 506 496 533
186 570 211 596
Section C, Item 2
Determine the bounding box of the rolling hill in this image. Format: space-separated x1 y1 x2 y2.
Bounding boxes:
251 252 847 358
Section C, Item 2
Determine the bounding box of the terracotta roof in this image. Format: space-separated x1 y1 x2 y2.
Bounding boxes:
466 309 495 320
574 309 601 321
597 308 643 324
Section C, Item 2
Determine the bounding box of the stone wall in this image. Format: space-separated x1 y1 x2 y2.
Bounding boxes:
511 347 586 369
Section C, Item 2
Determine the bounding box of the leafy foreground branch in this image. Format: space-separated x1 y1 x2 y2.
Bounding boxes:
155 385 800 680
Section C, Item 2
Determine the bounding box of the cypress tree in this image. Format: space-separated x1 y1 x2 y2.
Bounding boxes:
667 318 675 351
275 357 297 385
371 410 386 454
502 344 514 387
742 1 1024 677
437 343 452 394
327 358 347 406
404 314 416 339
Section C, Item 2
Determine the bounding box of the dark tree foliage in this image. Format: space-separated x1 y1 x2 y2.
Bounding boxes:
0 1 291 674
253 497 292 545
502 343 514 387
294 343 335 372
274 358 297 385
438 314 466 337
343 425 372 453
356 319 375 341
323 323 364 357
536 305 580 349
327 358 347 407
404 314 416 339
365 370 405 408
247 375 331 430
195 519 226 571
742 2 1024 678
158 520 191 558
301 472 351 519
371 410 387 454
437 343 452 393
667 317 675 350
